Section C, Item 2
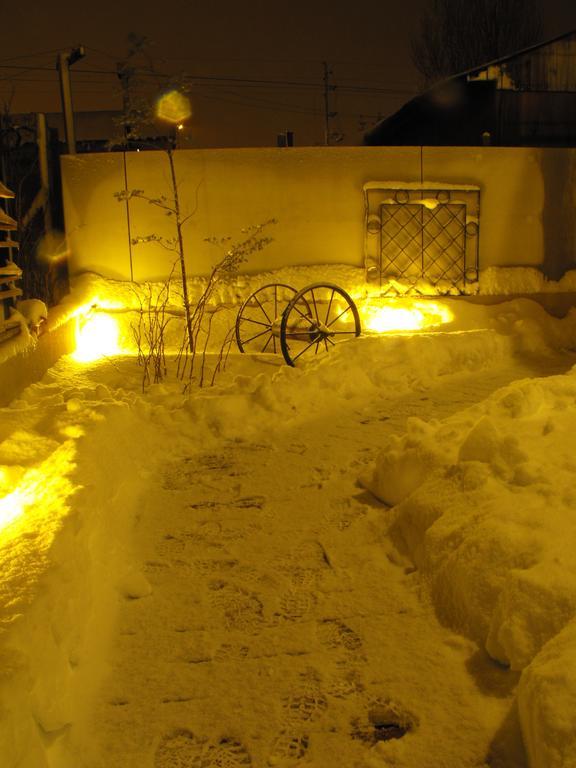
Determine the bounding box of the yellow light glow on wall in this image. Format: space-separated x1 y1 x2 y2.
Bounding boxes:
361 299 454 333
155 90 192 124
73 311 120 362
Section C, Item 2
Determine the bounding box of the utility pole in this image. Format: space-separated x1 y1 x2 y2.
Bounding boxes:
56 46 85 155
323 62 337 146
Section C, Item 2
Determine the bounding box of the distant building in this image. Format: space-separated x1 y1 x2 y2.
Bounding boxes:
365 30 576 147
7 110 179 153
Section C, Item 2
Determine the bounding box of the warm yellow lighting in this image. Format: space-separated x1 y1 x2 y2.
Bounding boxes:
73 310 120 362
361 299 454 333
155 90 192 124
177 123 184 131
0 487 26 531
0 442 76 540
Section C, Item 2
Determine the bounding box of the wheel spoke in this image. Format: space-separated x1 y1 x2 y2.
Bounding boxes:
310 288 321 325
244 327 273 345
325 289 335 325
291 336 320 362
261 333 274 353
241 317 272 328
327 304 352 327
290 302 315 326
329 330 358 335
254 295 272 324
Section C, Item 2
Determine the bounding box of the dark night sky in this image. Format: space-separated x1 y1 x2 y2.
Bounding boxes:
1 0 576 146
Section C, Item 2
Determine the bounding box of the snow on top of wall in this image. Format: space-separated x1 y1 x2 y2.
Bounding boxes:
362 181 481 192
480 266 576 295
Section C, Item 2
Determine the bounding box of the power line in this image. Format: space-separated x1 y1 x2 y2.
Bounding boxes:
0 62 418 94
0 49 62 64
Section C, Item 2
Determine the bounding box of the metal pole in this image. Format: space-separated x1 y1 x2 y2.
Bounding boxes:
323 62 331 145
56 47 85 155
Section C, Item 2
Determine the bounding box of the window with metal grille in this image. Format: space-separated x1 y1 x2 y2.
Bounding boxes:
363 183 480 294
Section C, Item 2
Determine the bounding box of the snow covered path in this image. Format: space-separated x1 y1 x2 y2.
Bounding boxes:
66 351 574 768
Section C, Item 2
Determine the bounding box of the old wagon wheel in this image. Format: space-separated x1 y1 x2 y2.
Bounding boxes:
235 283 299 354
279 282 361 367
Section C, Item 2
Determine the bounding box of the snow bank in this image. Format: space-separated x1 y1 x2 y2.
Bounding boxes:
361 362 576 768
177 328 515 444
363 369 576 669
518 618 576 768
0 393 159 767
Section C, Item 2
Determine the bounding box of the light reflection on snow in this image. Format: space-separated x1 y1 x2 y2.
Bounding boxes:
360 299 454 333
0 442 77 540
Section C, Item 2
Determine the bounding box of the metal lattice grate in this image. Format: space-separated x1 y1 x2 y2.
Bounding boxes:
380 202 467 289
364 185 480 294
422 204 466 283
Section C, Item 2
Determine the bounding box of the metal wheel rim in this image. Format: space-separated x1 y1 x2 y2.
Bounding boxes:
235 283 297 354
279 282 361 367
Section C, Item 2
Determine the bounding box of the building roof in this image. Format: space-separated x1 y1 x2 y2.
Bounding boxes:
365 28 576 146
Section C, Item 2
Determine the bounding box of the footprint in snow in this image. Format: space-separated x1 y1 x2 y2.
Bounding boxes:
278 589 317 621
200 737 252 767
316 619 363 653
283 691 328 724
213 642 250 663
351 697 419 745
209 581 265 633
154 729 203 768
267 731 309 766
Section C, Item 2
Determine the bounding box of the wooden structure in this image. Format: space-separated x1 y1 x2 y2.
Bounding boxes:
365 30 576 147
0 180 22 343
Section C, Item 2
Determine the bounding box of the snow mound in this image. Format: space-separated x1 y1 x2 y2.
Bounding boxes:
361 365 576 768
364 369 576 670
518 618 576 768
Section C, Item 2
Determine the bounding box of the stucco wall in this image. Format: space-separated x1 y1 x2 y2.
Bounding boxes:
61 146 576 282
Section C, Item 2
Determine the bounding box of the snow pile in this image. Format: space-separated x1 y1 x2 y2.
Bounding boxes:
0 392 163 768
179 328 514 443
16 299 48 335
518 619 576 768
361 367 576 768
0 302 49 367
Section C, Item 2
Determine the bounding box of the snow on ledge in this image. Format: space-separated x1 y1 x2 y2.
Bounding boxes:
479 266 576 296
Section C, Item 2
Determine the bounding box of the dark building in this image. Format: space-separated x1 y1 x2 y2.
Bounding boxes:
365 30 576 147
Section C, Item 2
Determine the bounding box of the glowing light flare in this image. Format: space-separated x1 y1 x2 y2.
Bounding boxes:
155 90 192 124
73 311 120 362
360 299 454 333
0 442 77 541
0 487 27 531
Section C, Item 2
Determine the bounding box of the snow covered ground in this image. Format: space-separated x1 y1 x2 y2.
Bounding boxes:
2 267 576 768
